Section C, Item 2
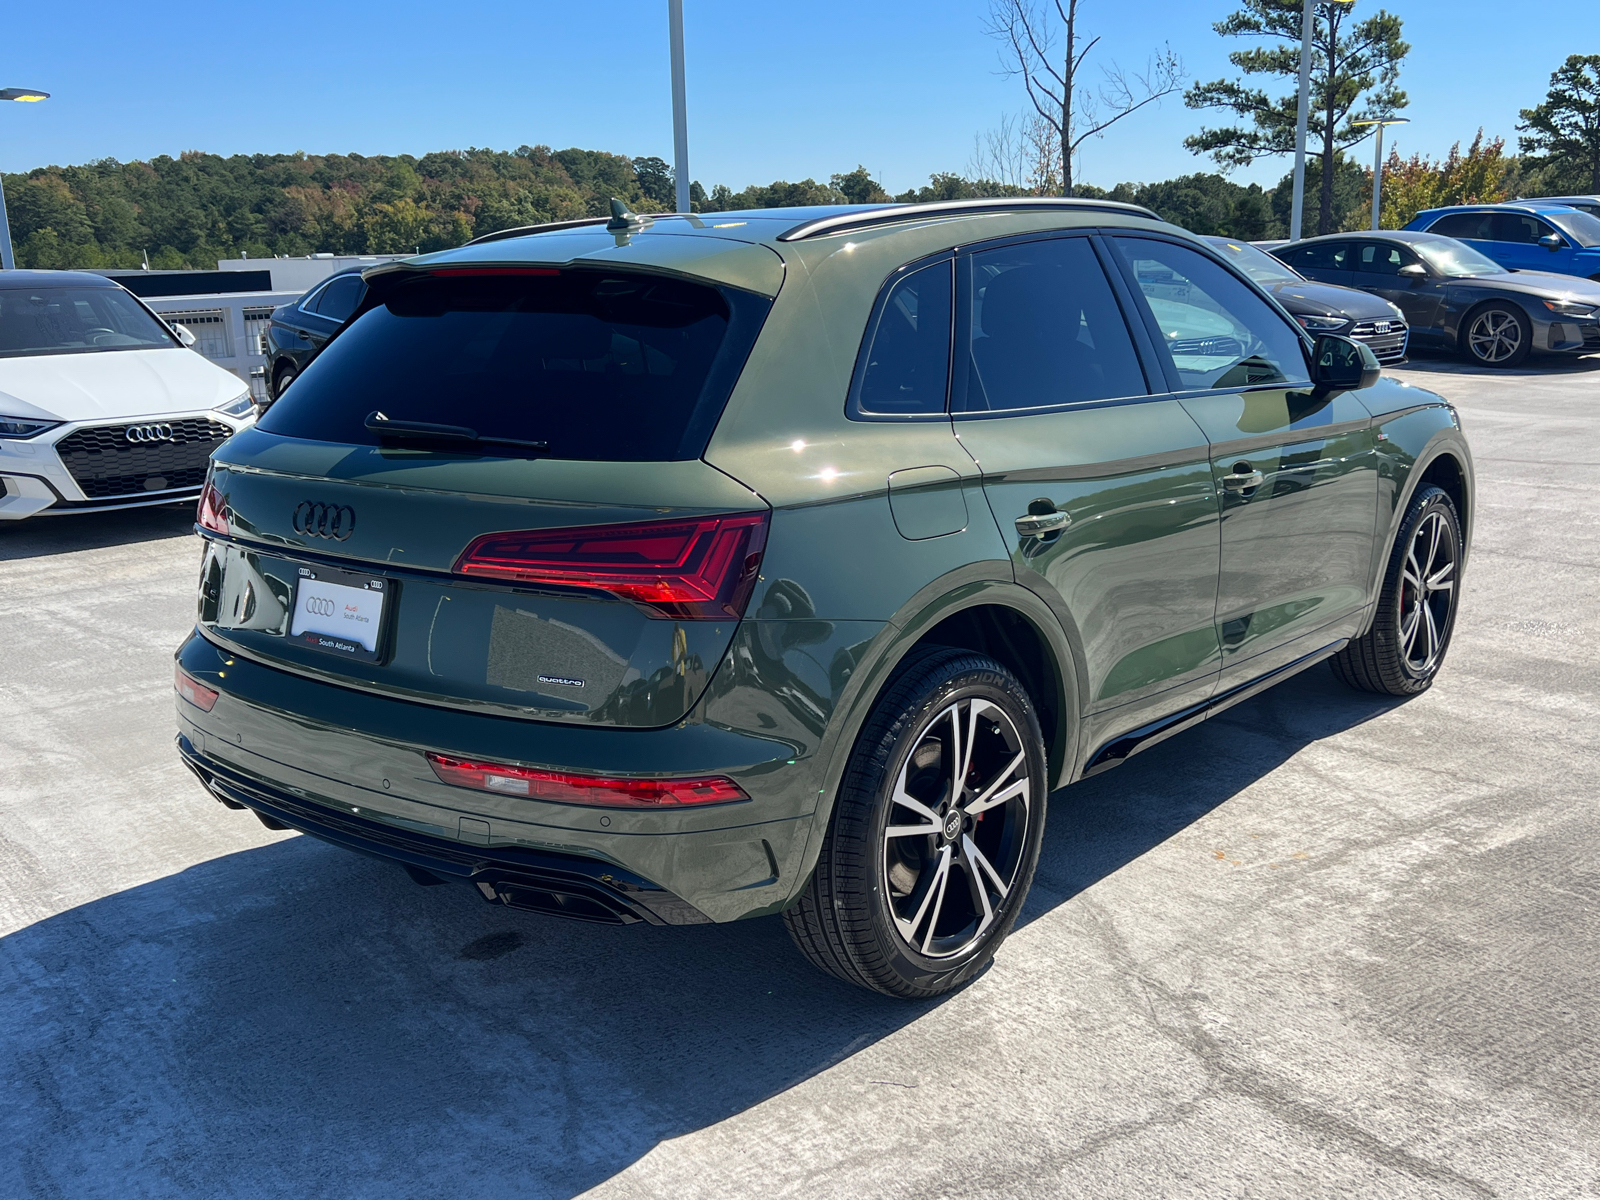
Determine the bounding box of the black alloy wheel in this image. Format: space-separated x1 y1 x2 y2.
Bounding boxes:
1331 485 1462 696
1462 303 1531 367
785 650 1047 998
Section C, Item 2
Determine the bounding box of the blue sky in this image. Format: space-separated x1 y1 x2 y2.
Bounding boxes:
2 1 1592 193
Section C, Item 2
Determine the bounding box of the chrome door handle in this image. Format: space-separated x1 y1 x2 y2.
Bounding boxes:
1015 510 1071 537
1221 465 1264 493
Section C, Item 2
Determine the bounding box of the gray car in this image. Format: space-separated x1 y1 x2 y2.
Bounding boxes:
1275 230 1600 367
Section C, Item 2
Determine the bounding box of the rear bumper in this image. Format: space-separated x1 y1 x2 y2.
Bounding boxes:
178 734 708 925
174 630 818 922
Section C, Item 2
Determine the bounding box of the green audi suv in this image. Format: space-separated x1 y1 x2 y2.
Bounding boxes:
175 198 1473 997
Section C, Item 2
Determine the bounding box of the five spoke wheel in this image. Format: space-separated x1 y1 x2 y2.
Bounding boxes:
1398 510 1457 674
884 698 1031 960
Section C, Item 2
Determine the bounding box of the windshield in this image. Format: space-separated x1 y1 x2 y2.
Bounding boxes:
1204 238 1301 285
1545 209 1600 248
1412 239 1505 277
257 269 771 462
0 286 177 358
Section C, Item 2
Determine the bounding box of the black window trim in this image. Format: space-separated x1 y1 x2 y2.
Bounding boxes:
1101 228 1315 402
946 229 1164 422
845 252 957 423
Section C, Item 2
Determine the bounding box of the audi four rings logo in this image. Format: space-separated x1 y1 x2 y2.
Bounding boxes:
303 596 338 617
292 502 356 541
125 423 174 443
1372 321 1392 335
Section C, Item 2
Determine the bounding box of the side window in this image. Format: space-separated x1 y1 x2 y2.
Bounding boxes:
314 275 365 322
1113 236 1309 392
854 259 953 415
1488 213 1549 244
957 236 1147 413
1356 242 1416 275
1427 212 1494 240
1282 241 1352 272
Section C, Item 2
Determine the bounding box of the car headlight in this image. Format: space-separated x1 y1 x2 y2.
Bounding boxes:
1543 299 1598 319
0 415 60 439
213 390 256 418
1294 314 1349 332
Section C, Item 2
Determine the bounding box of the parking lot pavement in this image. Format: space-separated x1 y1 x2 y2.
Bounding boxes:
1 355 1596 1200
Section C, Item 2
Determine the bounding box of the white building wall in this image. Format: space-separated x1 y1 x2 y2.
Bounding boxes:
217 254 411 293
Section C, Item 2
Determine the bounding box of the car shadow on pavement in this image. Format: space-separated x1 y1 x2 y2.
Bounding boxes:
0 667 1402 1199
1395 349 1600 378
0 504 195 562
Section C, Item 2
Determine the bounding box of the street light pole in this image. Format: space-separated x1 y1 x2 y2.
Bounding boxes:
0 88 50 270
1288 0 1315 244
668 0 690 214
1353 116 1409 231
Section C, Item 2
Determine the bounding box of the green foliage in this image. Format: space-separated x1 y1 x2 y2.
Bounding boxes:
1376 130 1514 229
0 144 664 269
1518 55 1600 193
831 165 893 205
1185 0 1408 235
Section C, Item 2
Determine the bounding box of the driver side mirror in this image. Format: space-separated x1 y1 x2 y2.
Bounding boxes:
1397 262 1427 279
1539 233 1566 250
1309 334 1380 396
169 322 198 348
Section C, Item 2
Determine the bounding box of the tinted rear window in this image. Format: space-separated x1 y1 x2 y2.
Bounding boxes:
257 270 769 461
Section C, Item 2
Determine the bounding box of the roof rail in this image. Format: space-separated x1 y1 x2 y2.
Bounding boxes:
777 197 1162 242
465 216 610 246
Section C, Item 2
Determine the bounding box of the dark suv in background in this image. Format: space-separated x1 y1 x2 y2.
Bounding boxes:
262 267 367 404
177 198 1473 997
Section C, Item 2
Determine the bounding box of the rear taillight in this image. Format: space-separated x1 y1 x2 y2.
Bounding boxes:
453 511 770 620
175 666 219 711
425 753 748 808
197 481 229 535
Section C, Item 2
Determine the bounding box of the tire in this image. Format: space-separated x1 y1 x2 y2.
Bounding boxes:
784 649 1048 998
272 366 296 401
1460 302 1531 367
1331 485 1463 696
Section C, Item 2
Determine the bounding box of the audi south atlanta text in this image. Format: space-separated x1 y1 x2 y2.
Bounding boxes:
0 270 256 519
177 198 1473 997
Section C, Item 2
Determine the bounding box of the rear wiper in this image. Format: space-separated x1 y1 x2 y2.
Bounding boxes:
364 411 549 455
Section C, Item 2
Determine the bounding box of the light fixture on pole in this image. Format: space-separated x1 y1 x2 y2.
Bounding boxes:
0 88 50 271
667 0 690 214
1288 0 1355 244
1352 116 1409 231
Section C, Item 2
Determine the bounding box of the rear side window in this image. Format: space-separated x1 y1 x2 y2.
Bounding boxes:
257 270 770 461
311 274 364 321
1426 212 1494 240
1357 242 1417 275
957 237 1147 413
1280 241 1352 271
853 259 953 416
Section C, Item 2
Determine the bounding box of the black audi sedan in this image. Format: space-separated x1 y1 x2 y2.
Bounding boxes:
1203 235 1409 364
262 268 367 405
1273 230 1600 367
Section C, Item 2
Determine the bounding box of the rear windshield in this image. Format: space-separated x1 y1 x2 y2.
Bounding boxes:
257 269 770 461
0 285 177 358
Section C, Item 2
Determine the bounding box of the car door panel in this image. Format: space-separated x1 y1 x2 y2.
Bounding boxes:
950 234 1222 733
1352 240 1444 338
1108 234 1380 692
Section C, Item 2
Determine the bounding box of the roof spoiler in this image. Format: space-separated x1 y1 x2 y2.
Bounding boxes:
777 197 1162 242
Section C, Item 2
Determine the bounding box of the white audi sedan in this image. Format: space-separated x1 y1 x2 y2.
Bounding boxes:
0 270 256 520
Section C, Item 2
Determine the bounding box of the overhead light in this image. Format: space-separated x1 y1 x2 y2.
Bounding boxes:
0 89 49 102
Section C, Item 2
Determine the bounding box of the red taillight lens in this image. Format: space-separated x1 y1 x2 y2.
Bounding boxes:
197 481 229 535
425 753 748 808
175 666 219 711
453 511 770 620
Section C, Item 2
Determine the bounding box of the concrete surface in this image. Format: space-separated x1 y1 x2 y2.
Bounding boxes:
1 354 1596 1199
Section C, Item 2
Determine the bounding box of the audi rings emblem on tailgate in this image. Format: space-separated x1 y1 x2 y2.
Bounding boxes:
292 502 356 541
125 423 175 443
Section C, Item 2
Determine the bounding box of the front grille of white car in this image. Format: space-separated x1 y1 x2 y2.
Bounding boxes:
55 418 234 499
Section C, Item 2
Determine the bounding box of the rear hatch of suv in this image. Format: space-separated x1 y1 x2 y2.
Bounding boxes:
196 248 777 728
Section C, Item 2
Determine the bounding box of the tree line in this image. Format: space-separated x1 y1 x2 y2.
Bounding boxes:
3 25 1596 271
